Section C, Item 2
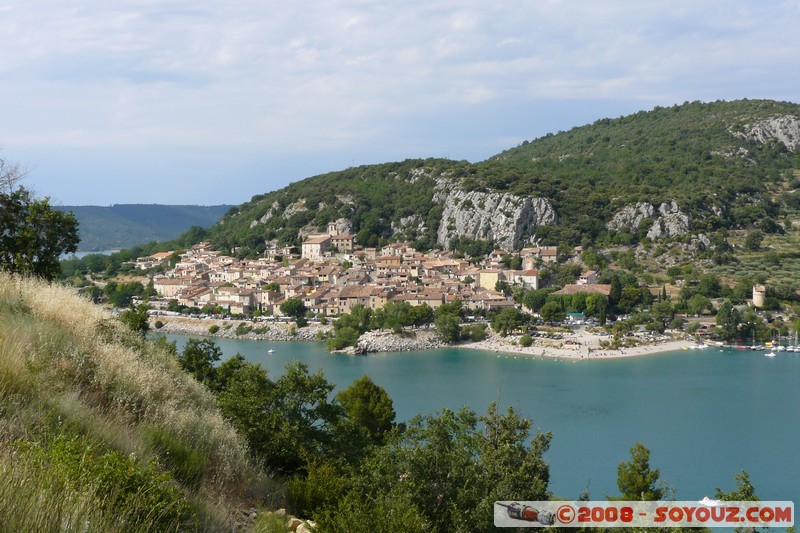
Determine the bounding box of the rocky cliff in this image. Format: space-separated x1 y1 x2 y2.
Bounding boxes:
433 179 557 249
731 114 800 151
607 201 691 240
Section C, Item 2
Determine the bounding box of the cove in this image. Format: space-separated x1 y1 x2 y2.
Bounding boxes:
161 334 799 502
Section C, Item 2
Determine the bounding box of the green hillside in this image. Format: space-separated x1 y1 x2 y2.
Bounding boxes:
203 99 800 256
57 204 232 251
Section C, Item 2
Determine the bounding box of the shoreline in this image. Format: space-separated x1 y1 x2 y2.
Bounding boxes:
152 316 696 360
457 337 695 360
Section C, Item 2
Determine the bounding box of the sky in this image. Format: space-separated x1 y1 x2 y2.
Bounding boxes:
1 0 799 206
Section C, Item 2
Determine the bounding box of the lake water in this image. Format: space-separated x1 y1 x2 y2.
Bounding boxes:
162 334 799 502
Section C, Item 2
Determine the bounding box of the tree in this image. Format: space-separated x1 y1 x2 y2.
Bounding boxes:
715 470 758 501
355 404 551 532
261 361 344 474
616 442 665 501
119 303 151 335
178 338 223 387
0 186 79 280
435 313 461 343
491 307 528 336
408 303 434 327
584 293 608 317
336 375 396 445
716 300 742 341
687 294 712 315
280 298 307 319
744 230 764 251
540 301 565 323
522 289 550 312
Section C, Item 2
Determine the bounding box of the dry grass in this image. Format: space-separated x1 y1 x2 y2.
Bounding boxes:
0 272 276 525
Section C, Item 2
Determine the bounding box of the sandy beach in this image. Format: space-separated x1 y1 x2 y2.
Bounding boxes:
459 333 696 360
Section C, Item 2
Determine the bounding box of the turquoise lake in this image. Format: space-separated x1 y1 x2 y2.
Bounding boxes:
162 334 798 502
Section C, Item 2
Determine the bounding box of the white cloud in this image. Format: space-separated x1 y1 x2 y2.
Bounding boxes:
0 0 799 203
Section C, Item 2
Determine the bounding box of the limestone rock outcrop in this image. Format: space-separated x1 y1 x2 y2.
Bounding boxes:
433 180 557 249
731 115 800 151
607 201 691 240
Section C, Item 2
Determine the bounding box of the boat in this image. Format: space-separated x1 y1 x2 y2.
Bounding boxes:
765 351 776 358
267 349 275 354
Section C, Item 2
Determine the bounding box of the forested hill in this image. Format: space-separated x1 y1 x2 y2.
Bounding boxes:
205 99 800 256
57 204 232 251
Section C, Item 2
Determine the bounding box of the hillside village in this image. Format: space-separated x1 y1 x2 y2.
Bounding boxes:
144 222 577 318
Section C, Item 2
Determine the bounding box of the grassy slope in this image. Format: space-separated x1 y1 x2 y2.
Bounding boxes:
0 273 271 530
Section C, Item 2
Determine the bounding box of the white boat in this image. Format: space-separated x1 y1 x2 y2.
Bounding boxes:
267 349 275 354
765 351 776 358
777 346 786 352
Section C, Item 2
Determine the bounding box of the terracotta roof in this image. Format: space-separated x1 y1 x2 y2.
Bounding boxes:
551 284 611 296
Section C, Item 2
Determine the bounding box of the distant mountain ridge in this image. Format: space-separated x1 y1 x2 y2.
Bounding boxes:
57 204 233 251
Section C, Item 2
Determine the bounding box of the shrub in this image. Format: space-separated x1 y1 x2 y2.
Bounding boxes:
208 324 220 334
154 320 164 329
286 460 350 517
235 323 253 335
462 323 487 342
519 334 533 347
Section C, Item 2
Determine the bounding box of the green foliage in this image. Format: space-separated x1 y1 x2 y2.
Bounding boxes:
687 293 712 315
143 426 207 488
519 334 533 347
286 459 352 519
0 186 79 280
351 403 551 532
715 470 759 501
119 303 151 335
216 359 344 475
336 375 397 446
205 159 456 253
522 288 552 312
616 442 665 501
745 229 764 251
434 313 461 343
208 324 220 334
178 338 222 386
462 323 488 341
104 280 145 308
449 237 495 258
326 304 375 350
326 326 360 351
540 301 565 323
14 434 195 529
280 298 307 319
490 307 528 336
315 490 428 533
235 322 253 335
716 300 742 341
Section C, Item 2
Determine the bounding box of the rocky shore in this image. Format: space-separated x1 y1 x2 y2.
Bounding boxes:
151 316 693 360
460 332 694 360
151 316 332 342
356 329 445 353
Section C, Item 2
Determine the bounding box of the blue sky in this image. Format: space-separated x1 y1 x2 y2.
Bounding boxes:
2 0 799 206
